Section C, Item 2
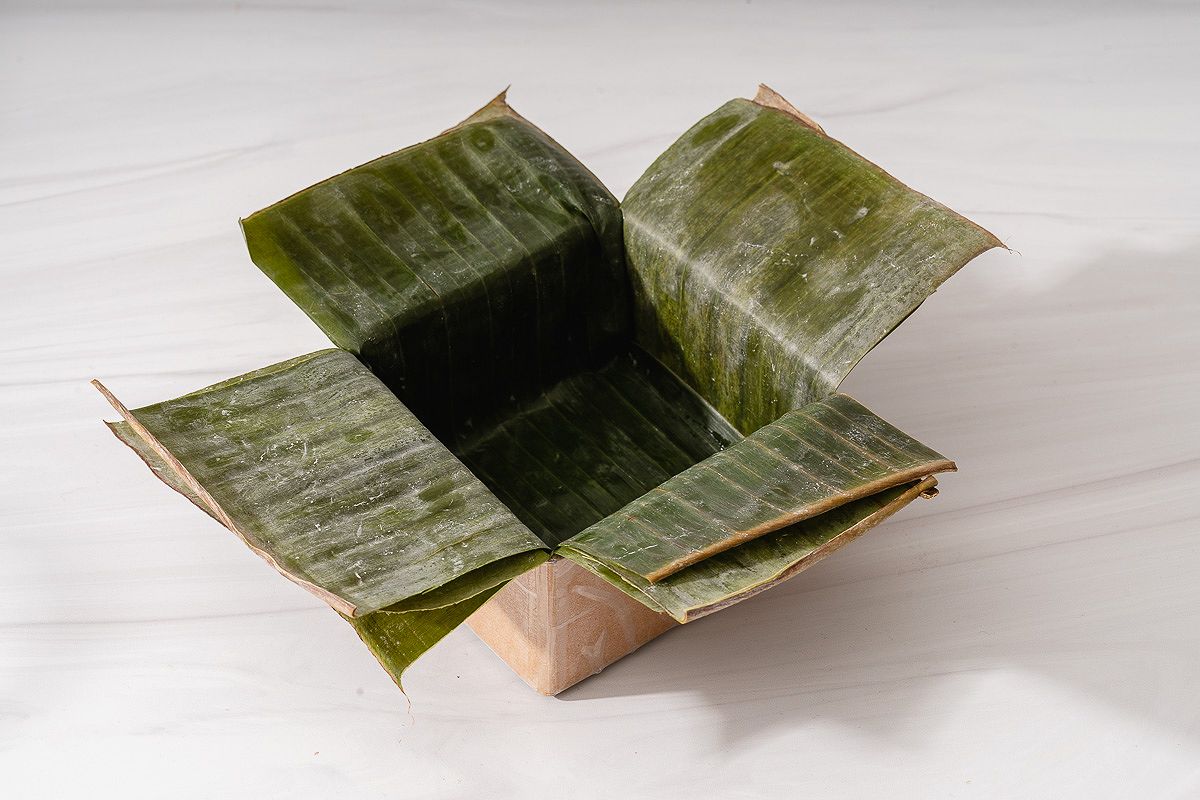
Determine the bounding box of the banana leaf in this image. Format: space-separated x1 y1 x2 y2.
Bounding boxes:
556 393 951 621
562 477 937 623
622 86 1003 434
558 394 953 583
95 349 548 689
97 87 999 691
239 91 628 442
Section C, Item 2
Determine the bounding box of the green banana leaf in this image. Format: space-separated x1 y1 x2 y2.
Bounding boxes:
556 393 951 622
550 87 998 621
98 87 999 690
558 393 953 584
345 585 503 692
622 87 1003 435
239 92 628 442
95 349 549 689
562 477 937 623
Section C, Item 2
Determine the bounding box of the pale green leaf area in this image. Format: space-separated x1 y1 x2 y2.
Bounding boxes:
623 98 1002 435
113 349 545 617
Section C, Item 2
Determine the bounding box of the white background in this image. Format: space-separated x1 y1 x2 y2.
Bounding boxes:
3 1 1198 797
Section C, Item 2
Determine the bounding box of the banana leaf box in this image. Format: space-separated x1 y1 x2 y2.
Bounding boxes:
95 86 1000 696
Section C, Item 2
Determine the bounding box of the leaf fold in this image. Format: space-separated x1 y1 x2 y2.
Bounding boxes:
96 349 548 618
559 393 953 583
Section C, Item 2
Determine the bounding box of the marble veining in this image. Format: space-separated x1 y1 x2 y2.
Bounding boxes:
1 1 1197 798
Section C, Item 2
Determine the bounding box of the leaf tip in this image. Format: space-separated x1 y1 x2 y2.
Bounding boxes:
91 378 128 418
752 84 825 135
481 86 511 113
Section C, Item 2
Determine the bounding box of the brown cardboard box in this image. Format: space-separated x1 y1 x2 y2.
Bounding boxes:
467 557 677 695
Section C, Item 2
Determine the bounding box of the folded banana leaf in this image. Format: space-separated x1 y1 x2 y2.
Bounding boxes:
97 87 999 691
557 394 951 621
95 349 548 689
563 478 937 623
240 92 628 442
622 86 1002 435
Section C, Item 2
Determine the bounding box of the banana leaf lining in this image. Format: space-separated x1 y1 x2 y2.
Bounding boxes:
96 87 999 689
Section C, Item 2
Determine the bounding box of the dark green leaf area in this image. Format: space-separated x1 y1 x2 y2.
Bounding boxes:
453 347 742 548
243 116 629 440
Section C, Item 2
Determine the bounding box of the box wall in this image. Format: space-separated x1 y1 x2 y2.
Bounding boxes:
466 557 676 695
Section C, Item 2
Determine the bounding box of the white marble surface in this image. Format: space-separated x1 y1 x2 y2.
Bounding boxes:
3 1 1198 797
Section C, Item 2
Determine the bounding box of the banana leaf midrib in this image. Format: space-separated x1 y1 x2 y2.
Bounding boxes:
642 459 950 581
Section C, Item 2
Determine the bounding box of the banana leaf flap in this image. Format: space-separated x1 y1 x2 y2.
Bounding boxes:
622 86 1002 435
558 393 953 584
96 86 999 689
95 349 549 618
557 393 951 622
